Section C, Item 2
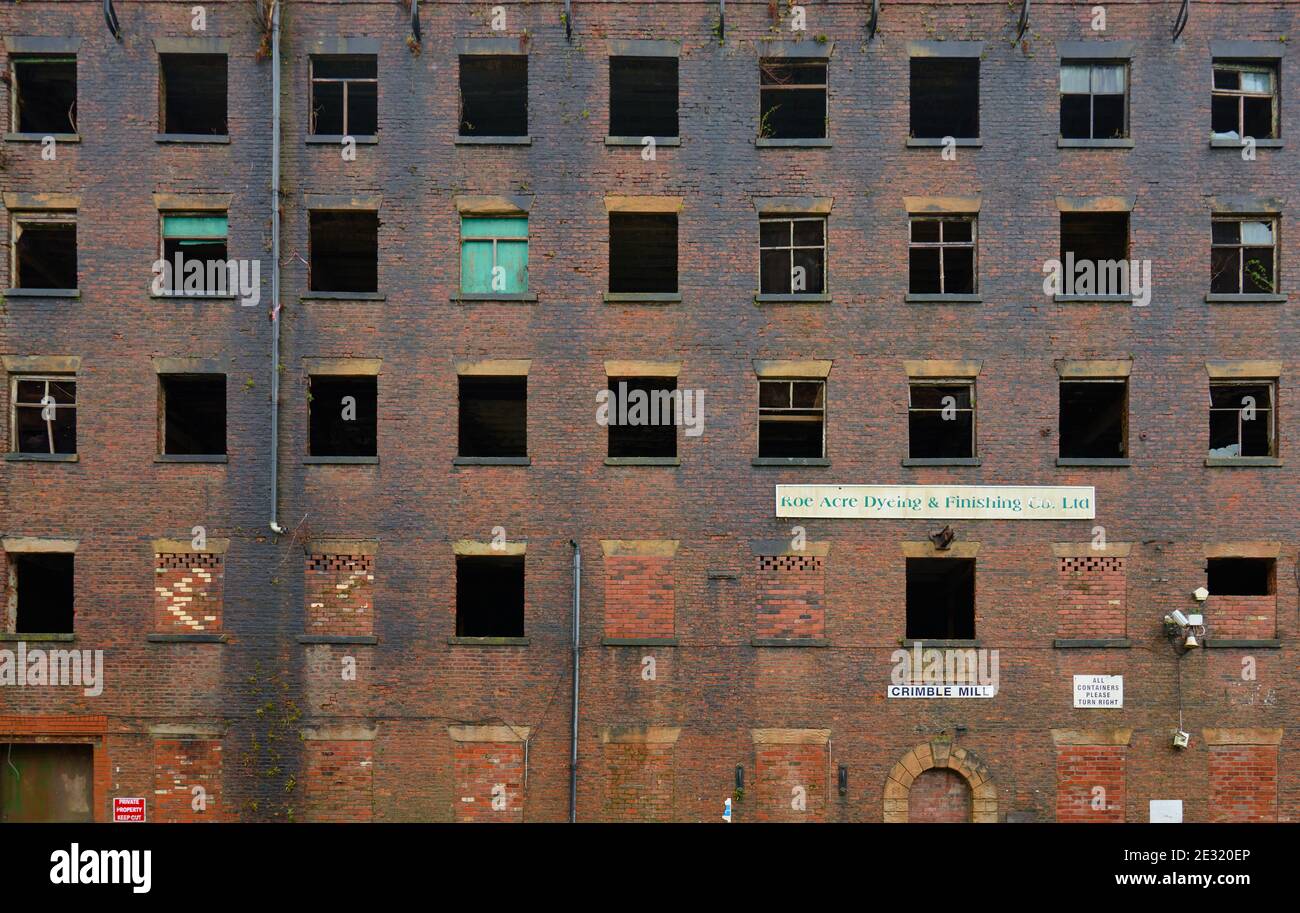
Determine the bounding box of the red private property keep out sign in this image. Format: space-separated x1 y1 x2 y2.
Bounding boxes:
113 798 146 822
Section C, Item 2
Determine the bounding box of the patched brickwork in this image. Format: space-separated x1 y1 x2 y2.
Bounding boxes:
908 768 971 823
1055 745 1126 823
604 555 674 640
302 740 373 822
754 741 827 822
1057 556 1126 639
305 554 374 637
152 738 223 823
756 555 825 640
154 553 223 633
603 742 674 821
1209 745 1278 822
1206 595 1275 641
453 742 525 822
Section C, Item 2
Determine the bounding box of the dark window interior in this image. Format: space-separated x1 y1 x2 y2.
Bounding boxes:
607 377 677 458
1211 219 1275 295
1061 212 1129 264
159 53 227 135
1206 558 1274 596
458 376 527 458
1060 63 1127 139
1209 383 1274 458
1212 63 1277 139
909 384 974 459
910 58 979 139
311 55 378 136
906 558 975 639
609 213 677 293
14 57 77 134
13 553 74 634
13 377 76 454
1059 381 1127 459
610 57 678 137
14 220 77 289
459 55 527 136
758 380 824 459
759 59 827 139
309 211 378 293
160 374 226 456
309 375 377 457
456 555 524 637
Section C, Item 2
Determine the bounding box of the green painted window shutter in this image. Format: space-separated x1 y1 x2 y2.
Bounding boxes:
461 216 528 294
162 214 228 239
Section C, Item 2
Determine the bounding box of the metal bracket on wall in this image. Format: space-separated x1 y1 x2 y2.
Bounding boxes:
410 0 423 45
1172 0 1190 41
104 0 122 40
564 0 574 41
1015 0 1030 45
867 0 880 41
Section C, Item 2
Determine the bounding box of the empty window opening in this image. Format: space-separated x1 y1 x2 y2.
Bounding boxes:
160 213 229 294
456 555 524 637
607 377 677 458
309 375 377 457
1209 382 1275 458
906 558 975 640
458 376 527 458
1059 380 1127 459
758 379 825 459
159 53 227 135
1212 62 1277 140
12 56 77 134
461 216 528 294
1061 212 1128 265
1206 558 1274 596
610 57 678 137
12 215 77 290
910 58 979 139
309 210 378 293
609 213 677 293
310 55 377 136
909 383 974 459
1060 62 1127 139
0 744 94 823
11 376 76 455
759 59 827 139
459 55 527 137
12 553 74 634
160 374 226 456
1211 218 1275 294
760 217 825 294
909 217 976 294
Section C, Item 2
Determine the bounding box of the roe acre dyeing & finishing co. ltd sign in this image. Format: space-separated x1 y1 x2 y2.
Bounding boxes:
774 484 1096 520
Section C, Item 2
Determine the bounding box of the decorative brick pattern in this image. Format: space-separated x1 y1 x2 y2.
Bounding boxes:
1055 745 1126 823
754 742 827 822
1057 556 1126 639
604 555 674 639
152 738 223 823
756 554 825 640
1206 595 1275 640
154 553 223 633
305 553 375 637
603 742 674 821
908 768 971 823
301 740 373 822
453 742 525 822
1209 745 1278 822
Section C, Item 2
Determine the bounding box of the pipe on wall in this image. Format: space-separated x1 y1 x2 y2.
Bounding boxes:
269 1 285 536
569 539 581 822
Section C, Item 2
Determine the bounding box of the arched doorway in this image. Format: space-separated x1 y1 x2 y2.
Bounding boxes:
883 739 997 822
908 768 970 822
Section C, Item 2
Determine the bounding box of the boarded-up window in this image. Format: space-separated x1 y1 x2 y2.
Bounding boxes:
759 59 827 139
460 217 528 294
0 744 93 822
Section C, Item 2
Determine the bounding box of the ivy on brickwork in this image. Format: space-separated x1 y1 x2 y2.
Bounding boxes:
238 660 302 822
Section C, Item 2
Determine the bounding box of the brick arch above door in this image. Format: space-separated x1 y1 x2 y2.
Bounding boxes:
883 739 998 823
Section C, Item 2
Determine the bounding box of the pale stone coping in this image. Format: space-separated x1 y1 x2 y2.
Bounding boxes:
604 195 683 213
752 728 831 745
904 359 981 378
1203 541 1281 559
1055 359 1132 379
604 359 681 378
1202 728 1283 746
907 40 983 58
609 39 681 58
600 540 680 558
456 358 531 376
306 538 379 556
6 37 83 54
1052 542 1132 558
303 357 382 376
1056 194 1136 212
1210 194 1284 215
304 192 381 211
2 537 78 553
753 359 832 378
149 723 226 739
449 725 530 743
454 194 532 215
152 193 231 212
301 724 377 742
153 37 229 54
309 37 381 56
600 725 681 744
754 196 833 215
453 540 525 556
902 541 979 559
1205 360 1281 379
454 37 527 56
904 195 980 214
153 538 230 555
758 39 834 59
4 192 80 211
152 356 226 375
751 539 829 558
1051 728 1133 746
2 355 80 373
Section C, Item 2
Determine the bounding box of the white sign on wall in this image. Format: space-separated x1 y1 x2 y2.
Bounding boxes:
1073 674 1124 708
1149 800 1183 823
775 484 1096 520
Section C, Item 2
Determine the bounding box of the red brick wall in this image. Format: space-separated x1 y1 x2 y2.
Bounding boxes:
756 555 825 640
453 742 525 822
1057 556 1126 639
603 743 673 821
305 554 374 637
1206 595 1275 640
1055 745 1125 823
1209 746 1278 822
152 738 223 823
753 742 827 822
154 553 223 633
604 555 674 640
301 740 373 822
908 768 971 823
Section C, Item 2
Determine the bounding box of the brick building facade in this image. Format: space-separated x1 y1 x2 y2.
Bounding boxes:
0 0 1296 823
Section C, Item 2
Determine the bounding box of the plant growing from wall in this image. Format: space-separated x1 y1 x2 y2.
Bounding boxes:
237 660 302 821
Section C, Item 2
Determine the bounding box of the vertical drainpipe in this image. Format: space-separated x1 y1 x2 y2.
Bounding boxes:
268 2 285 536
569 539 581 822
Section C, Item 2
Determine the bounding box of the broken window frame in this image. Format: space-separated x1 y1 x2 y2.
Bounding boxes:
1210 216 1277 295
159 212 230 296
1211 61 1278 139
759 216 826 295
1208 380 1276 459
157 53 229 137
759 58 828 140
907 380 976 460
1058 378 1129 460
1059 60 1129 140
158 373 227 457
460 216 529 295
757 378 826 459
10 212 78 291
10 55 78 135
908 216 978 295
309 55 378 137
10 374 77 455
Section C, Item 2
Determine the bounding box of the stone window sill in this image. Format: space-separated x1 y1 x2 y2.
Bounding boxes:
756 137 831 148
151 292 240 301
447 636 530 646
0 632 75 642
452 293 537 303
306 135 378 145
1205 457 1281 467
606 136 680 147
5 132 80 143
752 457 829 467
751 637 829 648
304 456 379 465
455 135 532 145
603 292 681 304
155 134 230 144
906 293 982 304
908 137 983 148
146 633 228 643
6 452 78 462
1053 638 1131 649
1058 138 1134 148
297 634 378 645
300 292 385 301
1205 293 1286 304
754 293 831 304
1210 137 1282 149
1204 638 1280 649
1054 294 1134 304
603 637 679 647
900 638 980 648
604 456 680 467
5 288 80 299
902 457 981 467
1057 458 1131 467
454 456 531 466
